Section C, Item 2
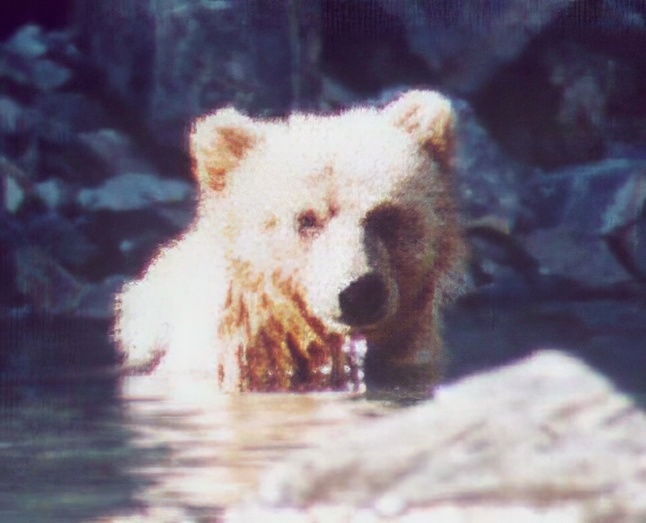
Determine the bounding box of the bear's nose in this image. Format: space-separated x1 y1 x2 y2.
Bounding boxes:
339 273 388 327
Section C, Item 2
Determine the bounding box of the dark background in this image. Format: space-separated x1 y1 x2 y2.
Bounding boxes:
1 0 645 395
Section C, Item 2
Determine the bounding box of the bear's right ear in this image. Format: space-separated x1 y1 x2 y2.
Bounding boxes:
190 107 260 191
385 90 455 171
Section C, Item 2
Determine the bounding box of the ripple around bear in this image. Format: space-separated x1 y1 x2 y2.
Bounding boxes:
114 90 466 393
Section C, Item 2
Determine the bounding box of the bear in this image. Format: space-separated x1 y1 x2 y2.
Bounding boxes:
114 90 466 394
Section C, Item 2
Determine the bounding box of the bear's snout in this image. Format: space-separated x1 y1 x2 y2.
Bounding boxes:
339 273 389 327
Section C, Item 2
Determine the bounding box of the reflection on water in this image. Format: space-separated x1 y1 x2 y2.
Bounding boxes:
0 376 393 522
0 380 135 523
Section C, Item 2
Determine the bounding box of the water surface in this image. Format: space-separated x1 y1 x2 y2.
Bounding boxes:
0 377 393 522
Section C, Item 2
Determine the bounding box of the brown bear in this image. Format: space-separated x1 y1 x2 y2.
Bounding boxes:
114 90 466 393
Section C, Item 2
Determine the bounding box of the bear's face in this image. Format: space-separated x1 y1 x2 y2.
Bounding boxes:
190 92 460 344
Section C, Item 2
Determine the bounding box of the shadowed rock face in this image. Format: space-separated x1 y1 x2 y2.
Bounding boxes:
227 350 646 522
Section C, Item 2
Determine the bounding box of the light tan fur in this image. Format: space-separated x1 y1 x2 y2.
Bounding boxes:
114 90 466 393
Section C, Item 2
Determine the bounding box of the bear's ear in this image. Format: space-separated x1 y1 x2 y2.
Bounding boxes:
385 90 455 169
190 107 260 191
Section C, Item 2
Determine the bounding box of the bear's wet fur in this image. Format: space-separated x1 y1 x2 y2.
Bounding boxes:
114 90 466 393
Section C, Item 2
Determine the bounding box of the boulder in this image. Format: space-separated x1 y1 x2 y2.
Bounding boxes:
376 0 577 93
521 160 646 288
74 0 320 145
227 350 646 522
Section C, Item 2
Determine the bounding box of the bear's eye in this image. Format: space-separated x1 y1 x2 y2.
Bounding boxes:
367 207 404 244
367 207 424 247
296 210 323 239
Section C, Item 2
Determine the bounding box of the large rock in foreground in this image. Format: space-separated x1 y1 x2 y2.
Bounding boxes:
227 351 646 522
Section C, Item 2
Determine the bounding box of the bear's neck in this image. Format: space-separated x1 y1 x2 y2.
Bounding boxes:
217 260 362 392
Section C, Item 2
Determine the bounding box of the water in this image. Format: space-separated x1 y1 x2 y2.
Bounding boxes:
0 377 394 522
2 297 645 521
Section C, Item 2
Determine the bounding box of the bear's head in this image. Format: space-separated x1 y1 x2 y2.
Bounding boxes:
190 91 465 389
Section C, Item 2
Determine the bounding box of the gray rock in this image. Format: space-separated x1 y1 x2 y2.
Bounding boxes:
33 179 75 211
30 58 72 91
35 92 108 134
521 160 646 287
376 0 577 93
3 170 25 214
523 226 631 285
601 166 646 234
75 275 127 319
4 25 48 59
616 213 646 279
0 97 26 134
74 0 314 145
453 99 528 227
601 168 646 280
2 25 72 92
449 100 536 296
473 37 640 168
228 351 646 522
78 129 157 178
13 246 85 315
23 214 97 268
77 172 193 211
1 156 32 214
525 160 646 232
601 0 646 30
12 245 125 319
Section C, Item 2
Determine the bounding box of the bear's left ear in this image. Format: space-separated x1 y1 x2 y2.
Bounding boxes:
385 90 455 169
190 107 261 191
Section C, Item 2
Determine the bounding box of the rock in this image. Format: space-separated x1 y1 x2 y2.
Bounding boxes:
75 275 127 319
602 167 646 280
35 92 109 134
4 24 48 59
521 159 646 288
453 99 528 227
612 215 646 281
78 128 157 177
32 178 75 211
12 245 125 319
23 213 97 268
228 351 646 522
375 0 577 94
1 156 33 214
600 166 646 234
29 57 72 91
77 172 193 212
0 97 107 187
2 25 72 92
74 207 192 279
543 43 611 163
447 99 538 298
13 246 85 315
473 37 643 168
0 96 26 134
524 226 631 285
3 169 25 213
464 225 539 299
524 160 646 231
74 0 318 145
465 0 646 168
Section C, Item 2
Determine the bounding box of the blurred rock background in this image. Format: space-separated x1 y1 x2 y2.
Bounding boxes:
1 0 645 390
